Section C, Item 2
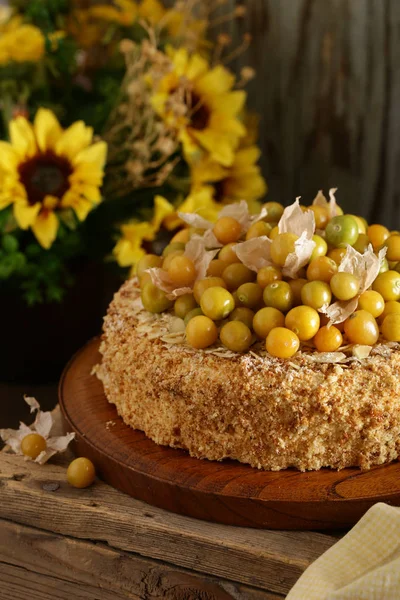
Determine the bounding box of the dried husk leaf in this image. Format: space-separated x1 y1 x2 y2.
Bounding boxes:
178 201 268 243
233 236 273 272
0 396 75 464
322 245 387 324
283 232 316 278
312 188 339 218
147 236 218 299
278 199 315 238
352 345 372 359
177 212 212 230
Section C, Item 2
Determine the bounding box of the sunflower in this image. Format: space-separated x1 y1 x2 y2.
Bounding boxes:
113 195 174 268
0 16 45 65
191 146 267 212
0 109 107 249
151 47 246 167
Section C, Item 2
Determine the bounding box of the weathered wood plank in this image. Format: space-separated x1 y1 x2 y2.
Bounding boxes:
0 519 282 600
0 450 336 596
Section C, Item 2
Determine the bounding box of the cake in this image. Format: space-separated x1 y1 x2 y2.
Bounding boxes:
96 192 400 471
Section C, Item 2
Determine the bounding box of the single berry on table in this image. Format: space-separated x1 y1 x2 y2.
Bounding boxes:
67 457 96 489
21 433 47 459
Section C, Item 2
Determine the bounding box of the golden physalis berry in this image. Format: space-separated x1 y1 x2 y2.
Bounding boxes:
222 263 255 291
307 257 337 282
381 313 400 341
314 325 343 352
193 277 227 304
257 265 282 289
229 307 255 329
200 286 235 320
367 224 390 250
213 216 242 245
285 305 320 341
270 233 298 266
186 315 218 349
330 272 360 301
253 307 285 339
174 294 198 319
218 243 240 265
21 433 47 459
220 321 252 352
67 457 96 489
266 327 300 358
141 282 174 313
357 290 385 318
167 255 196 286
263 281 293 312
344 310 379 346
207 259 227 278
372 271 400 301
301 280 332 311
246 221 272 240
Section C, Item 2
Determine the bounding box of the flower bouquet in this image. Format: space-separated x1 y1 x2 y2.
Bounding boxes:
0 0 266 381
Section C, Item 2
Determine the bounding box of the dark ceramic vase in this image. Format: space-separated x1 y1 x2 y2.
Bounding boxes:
0 261 120 384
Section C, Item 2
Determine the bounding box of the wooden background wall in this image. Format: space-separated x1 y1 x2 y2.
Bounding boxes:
228 0 400 226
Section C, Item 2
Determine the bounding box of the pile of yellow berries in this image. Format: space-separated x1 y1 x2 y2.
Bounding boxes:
137 200 400 359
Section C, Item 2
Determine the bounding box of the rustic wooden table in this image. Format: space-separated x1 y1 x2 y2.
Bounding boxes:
0 407 338 600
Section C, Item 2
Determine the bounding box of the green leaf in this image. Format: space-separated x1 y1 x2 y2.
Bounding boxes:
2 234 19 254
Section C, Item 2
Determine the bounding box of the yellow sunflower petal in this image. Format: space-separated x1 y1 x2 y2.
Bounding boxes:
55 121 94 161
13 201 41 229
74 141 107 170
190 129 237 167
152 195 174 231
113 238 146 267
75 183 102 204
191 157 227 184
210 90 246 117
61 191 93 221
186 53 209 81
178 185 220 222
0 141 18 172
9 117 37 159
233 146 261 169
170 47 189 77
34 108 63 153
138 0 165 23
31 210 59 249
196 65 235 96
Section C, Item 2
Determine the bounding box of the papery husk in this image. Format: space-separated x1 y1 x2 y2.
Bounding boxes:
278 199 315 237
0 396 75 465
312 188 339 218
147 236 218 299
322 245 387 325
283 232 316 278
178 201 268 240
277 200 316 277
177 212 212 230
233 236 273 272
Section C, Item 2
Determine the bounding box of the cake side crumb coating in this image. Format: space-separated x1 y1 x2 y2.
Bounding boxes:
96 279 400 471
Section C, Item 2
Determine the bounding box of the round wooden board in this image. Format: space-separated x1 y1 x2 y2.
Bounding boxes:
59 338 400 530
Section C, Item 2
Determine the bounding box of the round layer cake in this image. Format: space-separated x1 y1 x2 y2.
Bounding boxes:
96 278 400 471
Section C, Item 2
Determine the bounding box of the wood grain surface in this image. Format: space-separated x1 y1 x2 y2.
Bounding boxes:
59 339 400 530
0 414 337 598
228 0 400 225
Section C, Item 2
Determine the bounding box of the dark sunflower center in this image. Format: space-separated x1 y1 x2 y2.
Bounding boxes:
18 152 73 205
190 93 210 131
213 180 226 202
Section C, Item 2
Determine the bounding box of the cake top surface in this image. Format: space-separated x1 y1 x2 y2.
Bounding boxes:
127 191 400 360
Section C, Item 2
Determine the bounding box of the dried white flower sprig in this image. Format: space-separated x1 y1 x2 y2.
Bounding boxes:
0 396 75 465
